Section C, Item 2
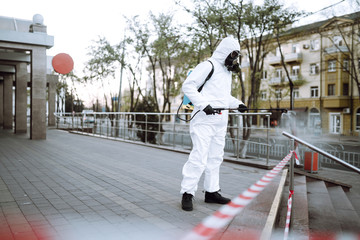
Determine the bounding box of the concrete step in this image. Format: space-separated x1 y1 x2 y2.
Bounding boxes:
272 171 358 239
291 175 309 238
306 179 342 235
294 168 352 191
327 186 360 233
346 191 360 217
215 172 286 240
276 184 289 230
273 174 309 240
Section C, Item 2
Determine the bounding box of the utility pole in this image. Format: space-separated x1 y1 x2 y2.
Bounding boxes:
117 34 126 112
115 34 126 137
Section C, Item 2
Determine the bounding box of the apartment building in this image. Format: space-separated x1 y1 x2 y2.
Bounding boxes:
241 11 360 136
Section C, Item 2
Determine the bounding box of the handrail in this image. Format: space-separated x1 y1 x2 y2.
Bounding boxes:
282 131 360 174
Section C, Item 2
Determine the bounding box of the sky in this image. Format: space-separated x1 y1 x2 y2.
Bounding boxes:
2 0 182 72
1 0 357 107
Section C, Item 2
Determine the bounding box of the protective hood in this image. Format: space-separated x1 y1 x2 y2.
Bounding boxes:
211 36 240 65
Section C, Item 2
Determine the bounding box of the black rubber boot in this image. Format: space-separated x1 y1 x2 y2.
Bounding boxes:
205 191 231 204
181 193 193 211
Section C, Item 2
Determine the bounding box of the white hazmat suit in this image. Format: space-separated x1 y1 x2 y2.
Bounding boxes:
180 37 244 196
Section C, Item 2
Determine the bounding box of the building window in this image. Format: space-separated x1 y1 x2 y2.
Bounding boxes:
276 68 282 78
356 109 360 131
328 60 336 72
293 88 299 98
261 90 267 100
309 108 321 129
328 84 335 96
292 65 300 76
275 89 282 99
292 44 299 53
343 83 349 96
310 63 319 74
343 60 349 71
262 70 267 80
311 86 319 97
329 113 341 134
310 39 320 51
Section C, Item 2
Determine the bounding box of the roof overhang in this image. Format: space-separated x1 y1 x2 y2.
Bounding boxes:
0 64 15 73
0 51 31 62
0 29 54 48
320 17 354 29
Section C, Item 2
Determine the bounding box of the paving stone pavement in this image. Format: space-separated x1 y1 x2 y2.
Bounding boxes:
0 128 271 240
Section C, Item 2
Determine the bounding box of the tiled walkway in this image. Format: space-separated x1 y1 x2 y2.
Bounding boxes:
0 129 270 240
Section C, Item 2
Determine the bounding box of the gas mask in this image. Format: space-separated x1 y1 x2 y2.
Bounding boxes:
225 50 241 73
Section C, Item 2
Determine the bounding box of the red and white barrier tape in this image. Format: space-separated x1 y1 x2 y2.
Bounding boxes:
284 150 298 239
181 151 295 240
284 190 294 240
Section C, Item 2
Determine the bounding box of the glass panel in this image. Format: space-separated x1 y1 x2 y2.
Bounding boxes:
328 84 335 96
343 83 349 96
311 87 319 97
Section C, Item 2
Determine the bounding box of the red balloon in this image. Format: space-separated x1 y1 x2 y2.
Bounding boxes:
52 53 74 74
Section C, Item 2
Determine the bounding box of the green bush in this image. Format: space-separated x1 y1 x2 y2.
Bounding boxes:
134 97 159 144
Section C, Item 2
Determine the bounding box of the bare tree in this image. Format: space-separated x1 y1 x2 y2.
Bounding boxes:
150 12 185 116
176 0 225 56
273 9 305 110
234 0 302 157
84 37 120 114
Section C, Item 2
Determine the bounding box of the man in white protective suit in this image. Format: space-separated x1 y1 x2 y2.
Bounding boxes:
180 36 247 211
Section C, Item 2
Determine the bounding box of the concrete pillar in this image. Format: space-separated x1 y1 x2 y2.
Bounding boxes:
47 74 58 126
3 74 13 129
0 79 3 127
15 62 28 133
30 47 47 139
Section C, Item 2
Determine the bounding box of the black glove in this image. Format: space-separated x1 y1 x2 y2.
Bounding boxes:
203 104 215 115
238 104 247 113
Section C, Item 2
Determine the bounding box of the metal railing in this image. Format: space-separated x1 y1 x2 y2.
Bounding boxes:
281 132 360 240
282 131 360 174
54 112 360 169
281 131 360 240
54 111 273 164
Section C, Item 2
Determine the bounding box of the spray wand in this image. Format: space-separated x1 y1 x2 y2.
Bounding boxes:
212 107 288 114
177 107 288 122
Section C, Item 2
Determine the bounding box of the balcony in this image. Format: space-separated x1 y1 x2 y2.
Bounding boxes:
324 45 349 54
323 96 350 108
284 52 302 63
269 75 303 86
268 53 303 66
269 77 283 85
268 56 281 66
284 75 300 82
